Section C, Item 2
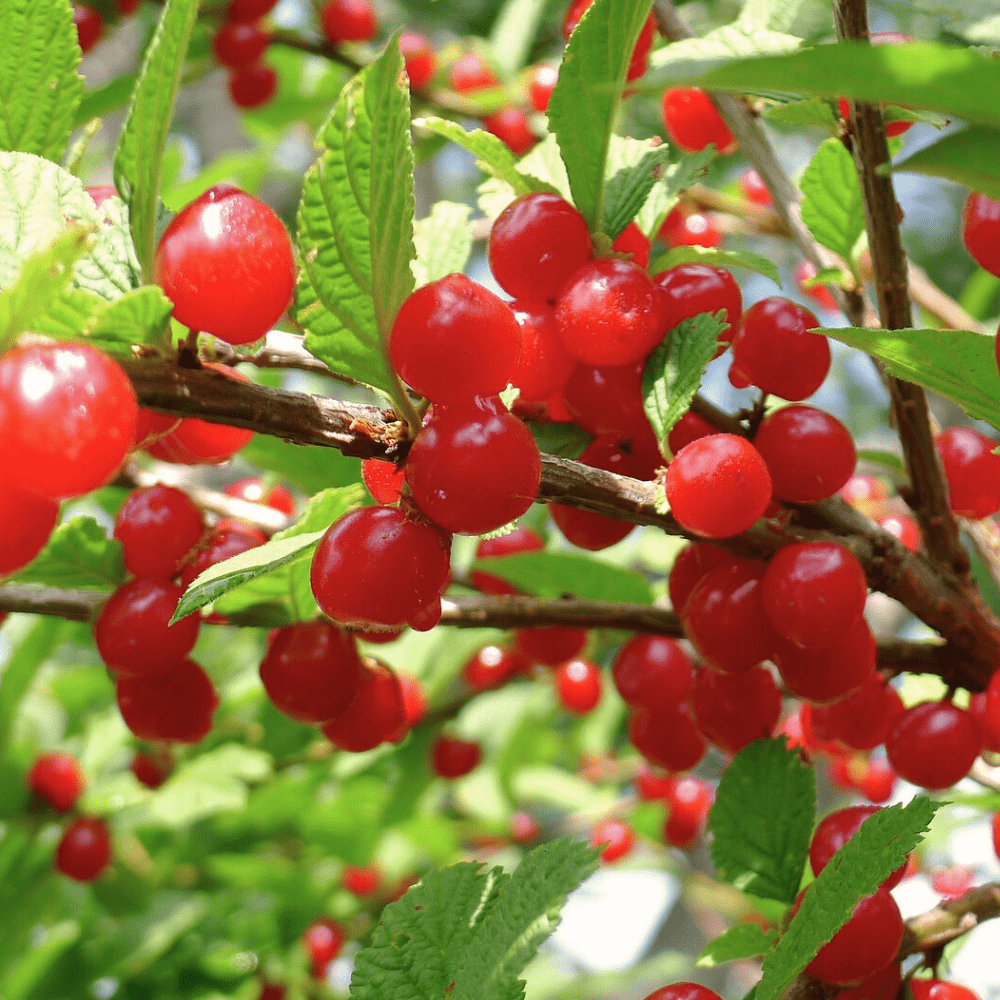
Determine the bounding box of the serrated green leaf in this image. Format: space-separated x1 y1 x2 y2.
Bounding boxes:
651 246 781 285
817 325 1000 431
113 0 198 278
524 420 593 459
892 125 1000 201
451 839 600 1000
29 286 104 338
9 516 125 589
0 0 83 162
697 923 779 967
74 195 144 300
763 97 839 129
0 226 93 352
603 142 675 241
470 551 653 604
635 147 717 238
547 0 653 231
800 138 865 265
647 23 802 75
83 285 175 351
241 435 360 495
173 486 364 621
709 738 816 904
295 43 416 402
412 201 474 287
738 0 830 35
642 313 727 455
756 797 939 1000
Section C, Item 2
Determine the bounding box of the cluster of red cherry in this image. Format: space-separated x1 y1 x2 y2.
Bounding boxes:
211 0 281 110
72 0 139 56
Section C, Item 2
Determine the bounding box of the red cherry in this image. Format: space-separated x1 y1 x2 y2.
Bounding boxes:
911 980 981 1000
561 359 648 438
838 473 889 513
936 425 1000 519
810 675 904 751
145 398 255 464
484 107 536 156
390 274 520 405
555 258 663 367
796 260 839 312
635 766 674 800
515 627 587 666
463 645 526 690
74 4 103 53
833 964 902 1000
773 618 876 705
227 0 277 21
55 817 111 881
228 64 278 109
132 409 179 449
321 659 406 752
214 20 271 68
449 52 499 93
398 673 427 728
361 458 405 505
809 806 906 891
28 753 85 812
739 169 771 205
612 223 652 268
130 749 172 789
399 32 436 89
431 735 482 778
666 410 715 456
225 477 295 516
114 485 205 579
629 703 706 773
658 207 724 249
471 525 545 595
667 542 741 616
0 484 59 576
661 88 735 153
859 761 897 804
886 700 982 789
342 863 382 896
663 775 713 849
511 810 541 843
665 434 772 539
642 986 722 1000
877 513 920 552
528 63 559 112
555 658 602 713
0 343 137 500
154 185 294 345
179 523 267 591
562 1 655 81
590 818 634 863
117 659 219 743
319 0 377 44
654 263 742 346
304 919 344 979
691 665 781 754
930 865 974 900
962 192 1000 277
753 405 856 503
612 636 693 710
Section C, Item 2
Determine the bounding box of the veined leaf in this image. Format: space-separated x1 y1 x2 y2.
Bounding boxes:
635 146 716 238
651 246 781 285
489 0 549 76
9 516 126 590
893 125 1000 201
0 0 83 161
697 923 779 967
412 201 474 287
800 138 865 265
113 0 199 278
763 97 839 129
647 22 802 74
603 141 675 241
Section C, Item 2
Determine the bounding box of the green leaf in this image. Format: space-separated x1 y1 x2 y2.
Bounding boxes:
546 0 653 231
709 738 816 904
83 285 175 351
2 920 80 1000
856 449 906 476
74 72 139 129
738 0 831 35
0 0 83 161
762 97 839 129
757 797 940 1000
800 138 865 265
469 551 653 604
173 485 364 621
697 923 780 967
489 0 549 76
642 313 727 455
113 0 199 278
648 23 802 76
799 265 847 288
9 516 126 589
72 195 144 300
412 201 474 287
241 435 360 495
817 326 1000 431
892 125 1000 201
451 839 600 1000
651 245 781 286
295 43 416 401
635 147 716 238
0 226 94 353
603 141 675 241
524 420 593 460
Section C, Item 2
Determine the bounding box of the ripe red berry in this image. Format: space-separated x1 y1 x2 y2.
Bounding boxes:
114 485 205 579
225 477 295 516
663 775 713 849
342 863 382 897
154 185 294 345
55 817 111 881
590 818 634 863
877 512 921 552
214 20 271 68
555 258 663 367
463 645 526 690
404 396 541 535
562 1 655 81
0 343 137 500
484 107 537 156
962 192 1000 277
691 665 781 754
810 675 904 751
304 919 344 979
555 658 602 713
228 64 278 109
612 636 693 710
1 484 59 576
654 264 742 347
629 703 706 772
117 659 218 743
227 0 277 21
527 63 558 112
130 749 172 789
753 405 856 503
431 735 482 778
319 0 377 44
911 980 981 1000
489 193 592 302
399 32 436 89
74 4 103 52
658 206 724 249
390 274 520 405
511 810 541 843
449 52 499 93
936 425 1000 519
739 169 771 205
28 753 85 812
810 806 906 891
471 525 545 595
796 260 839 312
561 358 649 438
612 222 652 268
859 761 898 804
667 542 741 616
838 473 889 513
661 88 735 153
515 627 587 666
116 0 139 13
886 700 982 789
180 523 267 591
643 986 722 1000
145 407 255 464
399 673 427 727
665 434 773 539
321 658 406 752
361 458 405 505
930 864 974 900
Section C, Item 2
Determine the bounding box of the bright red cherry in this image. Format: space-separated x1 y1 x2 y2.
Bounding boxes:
179 523 267 591
527 63 558 112
642 985 722 1000
629 703 706 773
449 52 499 93
612 223 651 268
228 64 278 109
663 776 713 849
321 658 406 752
753 405 856 503
775 616 876 707
117 659 218 743
28 753 85 812
658 206 724 249
213 20 271 68
390 274 520 405
225 477 295 516
0 343 137 500
810 806 906 891
561 359 648 439
74 4 103 52
145 401 255 464
665 434 772 539
342 863 382 897
962 192 1000 277
0 485 59 577
654 264 742 346
398 673 427 727
399 32 436 89
667 542 741 615
877 512 921 552
154 185 294 345
361 458 405 505
691 665 781 754
114 485 205 579
515 627 587 666
589 818 634 863
555 658 602 713
739 168 771 205
859 761 898 804
612 636 693 710
130 749 172 789
431 735 482 778
665 410 714 456
810 675 904 751
931 864 974 900
471 525 545 595
562 1 655 81
463 645 526 690
132 409 179 449
227 0 277 20
55 817 111 881
555 258 663 367
838 473 889 514
304 919 344 979
490 193 592 302
910 980 981 1000
886 700 982 790
836 33 915 139
484 107 537 156
936 425 1000 519
661 88 735 153
319 0 377 44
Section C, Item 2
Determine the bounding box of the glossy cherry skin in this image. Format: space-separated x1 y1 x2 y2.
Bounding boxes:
563 1 656 80
28 753 85 812
555 258 663 367
515 627 587 666
117 659 219 743
484 107 537 156
810 675 904 751
399 32 436 89
463 645 527 690
114 485 205 579
0 343 137 500
663 776 714 849
56 817 111 881
321 658 406 752
642 984 723 1000
132 408 179 448
667 542 741 616
259 621 363 723
936 425 1000 519
962 192 1000 277
527 63 558 112
561 359 648 438
229 64 278 109
431 735 482 778
776 625 875 706
739 168 771 205
691 665 781 754
0 485 59 577
471 525 545 595
319 0 377 44
508 301 577 403
154 184 295 345
555 658 602 713
753 405 856 503
654 264 742 345
612 636 693 710
612 223 651 268
213 20 271 68
342 863 382 897
74 4 103 52
225 477 295 515
886 700 983 790
661 88 735 153
304 919 344 979
590 818 634 863
390 274 520 405
404 396 541 535
130 749 172 789
877 513 921 552
665 434 772 539
732 297 829 401
810 806 906 891
361 458 405 505
449 52 498 93
179 523 267 591
658 207 723 249
630 702 707 772
910 980 981 1000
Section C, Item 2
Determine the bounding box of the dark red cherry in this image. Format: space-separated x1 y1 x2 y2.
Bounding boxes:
321 659 406 752
55 817 111 881
114 485 205 579
431 735 482 778
690 666 781 754
28 753 85 812
612 636 693 710
810 805 906 890
661 88 735 153
116 659 219 743
0 484 59 577
470 526 545 595
886 700 982 790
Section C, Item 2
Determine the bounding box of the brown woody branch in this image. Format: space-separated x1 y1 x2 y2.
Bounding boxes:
900 881 1000 958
